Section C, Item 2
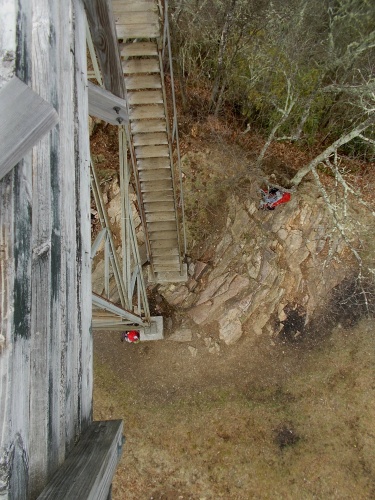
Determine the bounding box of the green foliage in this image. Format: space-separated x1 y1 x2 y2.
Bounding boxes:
170 0 375 157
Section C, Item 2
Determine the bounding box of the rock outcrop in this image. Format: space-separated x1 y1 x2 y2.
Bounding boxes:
159 182 354 345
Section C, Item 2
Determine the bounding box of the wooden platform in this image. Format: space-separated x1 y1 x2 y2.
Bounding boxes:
37 421 123 500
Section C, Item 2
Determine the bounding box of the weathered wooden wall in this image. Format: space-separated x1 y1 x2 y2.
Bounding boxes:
0 0 92 498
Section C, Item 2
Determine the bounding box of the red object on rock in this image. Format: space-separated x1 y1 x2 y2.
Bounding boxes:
271 192 291 208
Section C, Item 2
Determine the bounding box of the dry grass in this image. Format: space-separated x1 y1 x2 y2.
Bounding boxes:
94 318 375 499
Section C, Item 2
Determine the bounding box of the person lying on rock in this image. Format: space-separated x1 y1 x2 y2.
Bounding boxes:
259 187 291 210
121 330 140 343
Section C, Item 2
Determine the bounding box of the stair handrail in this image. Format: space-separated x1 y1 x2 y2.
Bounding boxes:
160 0 187 261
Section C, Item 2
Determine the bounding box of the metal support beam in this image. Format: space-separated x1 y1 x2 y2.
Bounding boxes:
92 292 146 326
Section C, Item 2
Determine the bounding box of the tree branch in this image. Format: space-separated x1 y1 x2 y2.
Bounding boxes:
291 115 375 186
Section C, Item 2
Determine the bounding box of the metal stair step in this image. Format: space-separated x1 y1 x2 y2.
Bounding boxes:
144 201 175 212
141 179 173 191
151 246 179 255
123 59 160 74
152 256 181 266
133 131 168 146
129 105 165 120
128 90 163 105
116 11 159 25
116 23 160 39
113 0 158 13
121 42 158 58
143 192 174 203
139 172 172 185
150 239 179 249
115 9 158 23
154 264 181 271
125 75 161 90
135 145 169 158
146 212 176 223
139 169 171 181
147 221 177 232
131 119 166 134
152 264 188 284
137 157 170 169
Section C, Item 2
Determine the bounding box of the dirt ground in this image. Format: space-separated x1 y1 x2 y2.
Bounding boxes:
91 113 375 499
93 316 375 499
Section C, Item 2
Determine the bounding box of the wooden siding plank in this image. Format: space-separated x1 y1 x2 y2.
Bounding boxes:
88 81 128 125
0 1 32 498
121 41 158 57
37 421 123 500
116 23 160 39
0 77 59 180
123 58 160 74
28 0 57 493
125 74 161 90
83 0 125 98
74 0 93 434
1 0 95 498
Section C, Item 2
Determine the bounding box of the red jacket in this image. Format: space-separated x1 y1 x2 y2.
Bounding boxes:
270 192 291 208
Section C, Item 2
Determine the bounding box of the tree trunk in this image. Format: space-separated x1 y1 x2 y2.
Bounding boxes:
209 0 237 111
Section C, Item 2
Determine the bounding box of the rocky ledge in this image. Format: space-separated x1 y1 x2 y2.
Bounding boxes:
159 182 355 345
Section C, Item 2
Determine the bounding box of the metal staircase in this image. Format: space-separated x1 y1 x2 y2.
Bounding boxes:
113 0 187 283
86 0 187 336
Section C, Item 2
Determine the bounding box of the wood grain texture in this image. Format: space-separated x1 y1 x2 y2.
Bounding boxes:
0 0 95 497
116 23 160 39
73 0 93 434
113 0 157 13
88 81 128 125
121 41 158 57
129 104 165 119
0 76 59 180
123 58 160 74
83 0 125 98
125 74 161 90
0 2 33 499
37 421 123 500
133 131 167 145
135 144 169 158
115 10 159 25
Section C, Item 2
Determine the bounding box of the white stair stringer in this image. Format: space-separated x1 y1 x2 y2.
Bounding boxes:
113 0 187 283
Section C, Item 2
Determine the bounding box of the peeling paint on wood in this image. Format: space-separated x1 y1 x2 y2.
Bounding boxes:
0 0 93 497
